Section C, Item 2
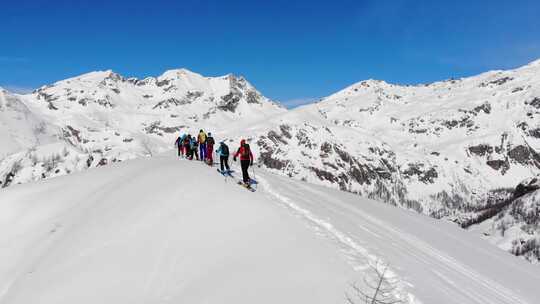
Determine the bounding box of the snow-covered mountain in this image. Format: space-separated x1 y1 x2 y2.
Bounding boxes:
0 69 284 187
242 60 540 262
1 61 539 262
1 155 539 304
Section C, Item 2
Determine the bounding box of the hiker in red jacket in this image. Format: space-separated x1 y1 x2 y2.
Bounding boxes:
233 139 254 185
206 132 215 166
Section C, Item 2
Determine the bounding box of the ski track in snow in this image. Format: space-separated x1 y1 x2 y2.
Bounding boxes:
256 174 418 303
2 156 539 304
256 172 532 304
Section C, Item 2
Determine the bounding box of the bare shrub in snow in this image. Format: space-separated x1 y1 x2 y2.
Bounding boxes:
346 260 403 304
141 137 154 156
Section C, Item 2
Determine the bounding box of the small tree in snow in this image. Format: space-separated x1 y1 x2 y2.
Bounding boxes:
141 137 154 157
346 260 403 304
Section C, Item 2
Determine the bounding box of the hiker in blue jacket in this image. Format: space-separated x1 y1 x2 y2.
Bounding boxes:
216 140 230 173
175 133 187 157
190 136 199 160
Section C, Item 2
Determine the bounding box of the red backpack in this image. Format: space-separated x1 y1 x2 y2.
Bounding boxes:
241 144 251 159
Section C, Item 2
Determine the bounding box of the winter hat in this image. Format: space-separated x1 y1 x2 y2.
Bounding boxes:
240 139 246 145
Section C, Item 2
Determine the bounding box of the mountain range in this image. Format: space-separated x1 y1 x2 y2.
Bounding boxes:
1 60 539 263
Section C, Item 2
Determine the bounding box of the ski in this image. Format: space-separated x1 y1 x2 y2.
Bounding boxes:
217 168 232 176
237 181 255 192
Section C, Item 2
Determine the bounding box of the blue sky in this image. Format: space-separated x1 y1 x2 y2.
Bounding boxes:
1 0 539 107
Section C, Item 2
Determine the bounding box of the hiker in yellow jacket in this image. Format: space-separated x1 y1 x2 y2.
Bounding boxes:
198 129 207 161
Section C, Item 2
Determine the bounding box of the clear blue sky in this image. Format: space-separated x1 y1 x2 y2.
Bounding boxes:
1 0 539 107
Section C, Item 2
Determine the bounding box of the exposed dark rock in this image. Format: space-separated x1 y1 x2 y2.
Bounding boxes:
246 90 261 104
527 97 540 109
279 125 292 139
47 101 58 110
468 144 493 156
420 167 438 183
528 128 540 138
486 159 508 171
508 145 531 165
144 121 185 135
153 97 194 109
63 125 82 143
96 96 114 108
78 98 90 106
320 142 332 158
259 150 289 170
156 79 171 87
442 119 458 129
218 92 241 112
514 177 539 198
2 162 21 188
310 166 338 183
473 102 491 114
86 155 94 167
480 76 514 87
511 87 524 93
333 145 352 163
267 130 288 145
322 162 339 170
296 129 316 149
402 163 438 184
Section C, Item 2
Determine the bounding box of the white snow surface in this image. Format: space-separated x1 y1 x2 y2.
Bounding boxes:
1 155 539 304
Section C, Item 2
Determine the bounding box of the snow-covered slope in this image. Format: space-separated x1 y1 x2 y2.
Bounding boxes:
240 60 540 262
1 155 539 304
0 88 57 156
252 59 540 212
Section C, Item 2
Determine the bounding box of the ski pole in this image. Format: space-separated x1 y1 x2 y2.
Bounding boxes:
251 165 257 190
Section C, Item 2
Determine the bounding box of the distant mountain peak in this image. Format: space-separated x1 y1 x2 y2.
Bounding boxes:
158 68 204 80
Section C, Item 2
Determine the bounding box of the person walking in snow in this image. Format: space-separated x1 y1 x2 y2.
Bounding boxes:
190 136 199 160
206 132 215 166
174 134 183 157
198 129 207 161
216 140 230 173
233 139 254 185
184 134 193 159
175 133 186 157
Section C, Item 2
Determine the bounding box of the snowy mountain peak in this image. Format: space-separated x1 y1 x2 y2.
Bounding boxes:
525 58 540 67
158 68 205 81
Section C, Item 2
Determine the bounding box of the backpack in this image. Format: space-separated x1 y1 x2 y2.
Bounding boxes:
207 136 215 146
221 144 229 156
241 144 250 159
198 133 206 144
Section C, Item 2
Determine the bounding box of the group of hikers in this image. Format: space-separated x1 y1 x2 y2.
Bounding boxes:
174 129 254 187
